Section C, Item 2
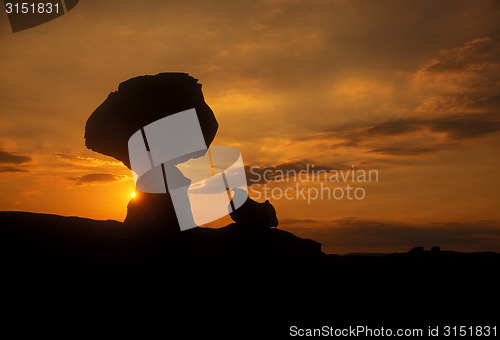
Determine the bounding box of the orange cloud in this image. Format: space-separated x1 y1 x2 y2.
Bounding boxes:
67 173 129 185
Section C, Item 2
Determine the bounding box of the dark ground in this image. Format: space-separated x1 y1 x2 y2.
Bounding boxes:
1 211 498 337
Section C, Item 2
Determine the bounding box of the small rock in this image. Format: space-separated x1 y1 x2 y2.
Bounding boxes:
409 246 425 254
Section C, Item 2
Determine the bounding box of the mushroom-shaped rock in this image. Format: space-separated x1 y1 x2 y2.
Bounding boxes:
85 73 218 169
85 73 219 232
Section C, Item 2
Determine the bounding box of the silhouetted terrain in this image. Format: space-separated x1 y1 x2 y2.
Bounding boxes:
1 211 498 336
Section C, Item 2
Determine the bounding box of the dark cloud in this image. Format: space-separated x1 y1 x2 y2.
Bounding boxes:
68 173 124 185
362 113 500 142
0 150 31 164
429 114 500 140
280 218 319 225
364 122 420 137
309 112 500 158
471 95 500 112
283 218 500 254
368 147 435 156
424 34 500 75
0 166 29 173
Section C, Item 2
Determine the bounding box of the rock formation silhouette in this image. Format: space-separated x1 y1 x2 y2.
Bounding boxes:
229 188 278 228
82 72 322 265
85 73 218 232
431 245 441 253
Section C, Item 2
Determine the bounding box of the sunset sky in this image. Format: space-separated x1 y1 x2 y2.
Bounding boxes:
1 0 499 253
